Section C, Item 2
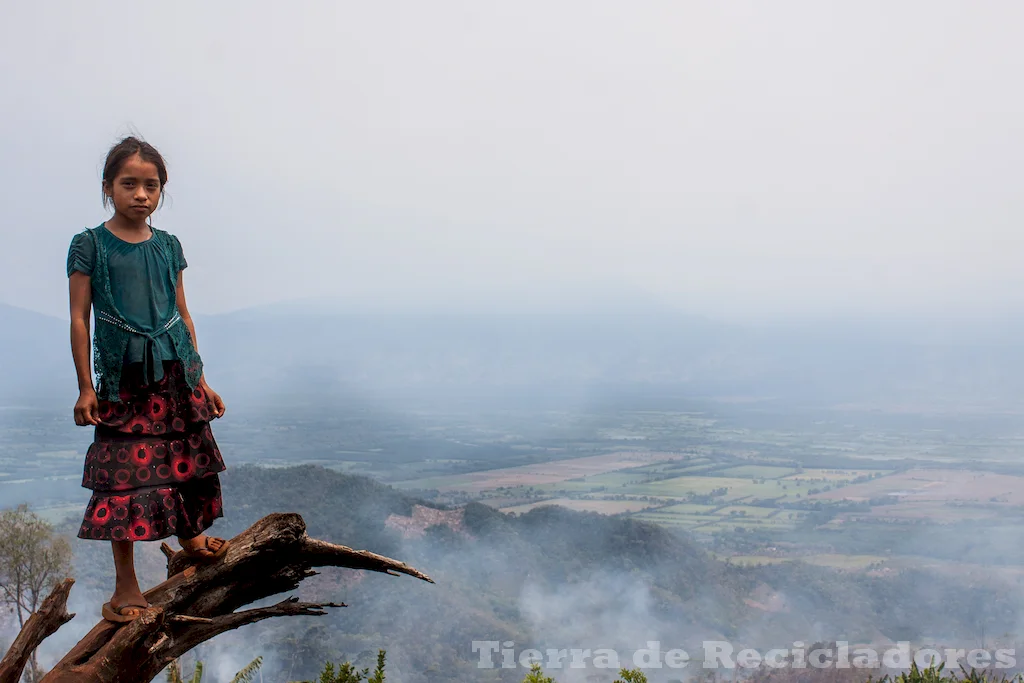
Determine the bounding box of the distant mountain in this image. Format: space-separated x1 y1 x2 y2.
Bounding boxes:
7 300 1024 411
0 303 71 404
193 304 1024 411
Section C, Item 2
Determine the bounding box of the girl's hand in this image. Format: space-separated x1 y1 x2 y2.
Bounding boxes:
205 386 226 418
74 389 100 426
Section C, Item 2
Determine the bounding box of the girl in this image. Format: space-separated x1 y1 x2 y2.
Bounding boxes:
68 136 230 623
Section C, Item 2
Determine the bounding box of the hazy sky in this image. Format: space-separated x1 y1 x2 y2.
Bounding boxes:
2 2 1023 322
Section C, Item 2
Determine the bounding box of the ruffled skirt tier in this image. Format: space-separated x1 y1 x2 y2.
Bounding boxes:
78 360 226 542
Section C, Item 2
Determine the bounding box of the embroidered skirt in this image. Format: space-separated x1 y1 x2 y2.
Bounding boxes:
78 360 226 542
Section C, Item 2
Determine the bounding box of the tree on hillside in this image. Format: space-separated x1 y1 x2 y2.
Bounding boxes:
0 504 72 682
309 650 387 683
165 656 262 683
521 663 554 683
518 662 650 683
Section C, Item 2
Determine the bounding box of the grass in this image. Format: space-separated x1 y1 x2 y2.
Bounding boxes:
783 468 888 482
718 465 799 479
499 498 657 515
630 515 707 529
721 553 887 569
632 475 821 500
633 513 717 524
658 503 718 514
716 505 778 518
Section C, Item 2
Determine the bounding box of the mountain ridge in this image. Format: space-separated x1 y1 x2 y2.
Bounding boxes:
7 302 1024 410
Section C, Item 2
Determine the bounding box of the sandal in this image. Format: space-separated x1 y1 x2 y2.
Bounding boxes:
177 536 230 563
102 602 149 623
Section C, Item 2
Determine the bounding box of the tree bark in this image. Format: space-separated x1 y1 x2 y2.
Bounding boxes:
0 513 431 683
0 578 74 683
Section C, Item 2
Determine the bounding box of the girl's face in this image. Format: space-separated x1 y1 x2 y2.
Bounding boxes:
104 154 162 221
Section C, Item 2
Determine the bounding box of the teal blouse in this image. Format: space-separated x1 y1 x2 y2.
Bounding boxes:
67 224 188 387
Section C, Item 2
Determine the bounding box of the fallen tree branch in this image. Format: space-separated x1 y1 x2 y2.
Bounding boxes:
0 578 74 683
0 513 431 683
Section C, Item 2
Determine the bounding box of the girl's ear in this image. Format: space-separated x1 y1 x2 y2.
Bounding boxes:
102 180 113 198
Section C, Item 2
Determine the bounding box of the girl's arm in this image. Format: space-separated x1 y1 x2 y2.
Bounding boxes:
176 271 226 417
69 271 99 424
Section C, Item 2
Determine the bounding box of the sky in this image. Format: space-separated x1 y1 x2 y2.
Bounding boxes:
1 1 1023 323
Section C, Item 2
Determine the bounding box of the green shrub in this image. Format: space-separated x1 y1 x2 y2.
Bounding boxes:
304 649 387 683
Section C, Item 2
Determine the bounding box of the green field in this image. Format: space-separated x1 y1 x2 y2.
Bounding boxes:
633 503 806 533
632 513 710 529
391 435 1000 575
630 475 821 500
782 468 887 482
725 554 887 569
533 471 662 492
718 465 798 479
716 505 778 518
659 502 717 514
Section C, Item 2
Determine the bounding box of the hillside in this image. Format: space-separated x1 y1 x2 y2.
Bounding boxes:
60 465 1022 683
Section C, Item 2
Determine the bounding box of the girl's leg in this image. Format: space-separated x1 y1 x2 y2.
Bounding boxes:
176 476 227 557
110 541 148 615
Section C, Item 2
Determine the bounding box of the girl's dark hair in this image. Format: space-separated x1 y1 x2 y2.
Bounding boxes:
101 136 168 209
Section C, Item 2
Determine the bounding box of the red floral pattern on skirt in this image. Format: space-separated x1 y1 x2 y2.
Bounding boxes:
80 477 222 542
79 360 226 542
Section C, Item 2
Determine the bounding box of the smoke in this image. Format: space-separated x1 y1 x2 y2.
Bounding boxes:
8 473 1024 683
515 572 707 683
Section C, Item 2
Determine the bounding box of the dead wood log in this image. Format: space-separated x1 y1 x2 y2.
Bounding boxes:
0 578 75 683
0 512 431 683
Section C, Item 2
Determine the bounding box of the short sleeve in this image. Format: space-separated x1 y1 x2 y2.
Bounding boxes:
171 234 188 270
67 231 96 277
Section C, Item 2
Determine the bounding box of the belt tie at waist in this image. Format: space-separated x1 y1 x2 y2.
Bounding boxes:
97 310 182 384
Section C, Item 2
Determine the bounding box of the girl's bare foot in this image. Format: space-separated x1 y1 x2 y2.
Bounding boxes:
109 587 149 618
179 534 226 558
